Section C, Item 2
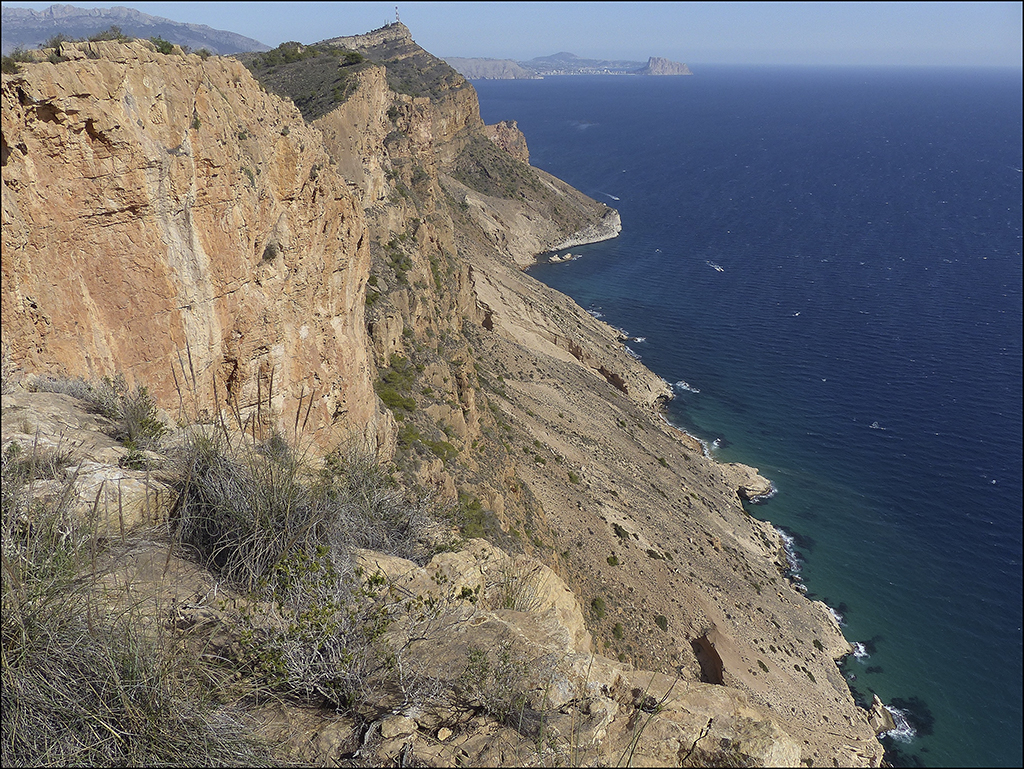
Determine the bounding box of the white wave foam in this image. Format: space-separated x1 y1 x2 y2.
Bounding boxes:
851 642 869 660
881 706 917 743
675 380 701 394
587 309 604 319
747 483 777 503
775 527 801 573
632 336 646 343
625 346 641 360
827 605 847 627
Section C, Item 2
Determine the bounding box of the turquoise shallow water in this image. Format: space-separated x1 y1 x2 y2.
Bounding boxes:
475 68 1023 767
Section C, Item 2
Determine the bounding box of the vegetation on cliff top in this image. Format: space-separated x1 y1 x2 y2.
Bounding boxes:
238 41 370 121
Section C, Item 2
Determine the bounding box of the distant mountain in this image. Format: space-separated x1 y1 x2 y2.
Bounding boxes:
445 51 692 79
636 57 693 76
1 4 270 55
444 57 538 80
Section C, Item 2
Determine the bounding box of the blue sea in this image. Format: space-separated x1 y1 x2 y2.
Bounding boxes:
474 68 1023 767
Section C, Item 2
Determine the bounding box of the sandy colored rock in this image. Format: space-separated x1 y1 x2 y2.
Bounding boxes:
1 41 385 452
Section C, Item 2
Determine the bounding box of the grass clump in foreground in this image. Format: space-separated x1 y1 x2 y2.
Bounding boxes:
1 442 272 767
169 426 450 711
2 369 452 763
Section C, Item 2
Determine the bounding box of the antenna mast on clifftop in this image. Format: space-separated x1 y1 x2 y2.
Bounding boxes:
396 6 400 23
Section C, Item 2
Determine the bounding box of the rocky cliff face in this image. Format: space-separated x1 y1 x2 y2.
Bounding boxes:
1 27 884 767
638 56 694 76
1 39 388 451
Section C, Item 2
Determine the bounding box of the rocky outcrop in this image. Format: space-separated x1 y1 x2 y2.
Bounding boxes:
868 694 897 735
351 539 803 767
638 56 694 76
1 40 387 452
551 206 622 251
720 462 775 501
484 119 529 164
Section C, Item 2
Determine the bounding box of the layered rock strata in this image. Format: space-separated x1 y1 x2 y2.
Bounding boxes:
1 39 387 451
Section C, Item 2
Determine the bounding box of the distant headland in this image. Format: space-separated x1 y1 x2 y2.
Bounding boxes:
445 51 692 79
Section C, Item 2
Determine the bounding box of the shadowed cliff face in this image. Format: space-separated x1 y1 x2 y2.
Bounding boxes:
1 40 388 451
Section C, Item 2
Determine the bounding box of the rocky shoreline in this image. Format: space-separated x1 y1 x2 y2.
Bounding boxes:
551 207 623 251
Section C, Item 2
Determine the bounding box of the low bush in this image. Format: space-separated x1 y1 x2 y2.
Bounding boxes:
34 373 166 450
150 36 174 55
1 442 272 766
88 25 131 42
169 429 447 711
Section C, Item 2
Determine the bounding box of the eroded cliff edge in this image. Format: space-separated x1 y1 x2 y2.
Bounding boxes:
1 28 884 766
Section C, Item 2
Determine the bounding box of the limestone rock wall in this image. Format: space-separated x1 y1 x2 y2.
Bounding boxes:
484 119 529 164
1 40 387 450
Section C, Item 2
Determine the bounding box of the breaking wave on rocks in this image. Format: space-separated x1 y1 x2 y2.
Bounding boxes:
851 641 870 660
674 380 700 394
776 527 801 569
882 706 918 744
827 604 847 627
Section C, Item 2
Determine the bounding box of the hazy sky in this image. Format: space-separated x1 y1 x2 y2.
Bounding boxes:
4 1 1022 66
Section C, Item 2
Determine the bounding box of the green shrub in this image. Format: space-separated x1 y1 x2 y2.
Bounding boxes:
41 33 75 50
458 491 485 538
88 25 130 42
458 640 529 726
97 374 166 449
654 614 668 632
375 354 417 412
150 36 174 55
606 554 619 566
591 596 607 620
35 373 165 450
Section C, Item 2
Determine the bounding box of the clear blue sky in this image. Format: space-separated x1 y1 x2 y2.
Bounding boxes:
4 1 1021 66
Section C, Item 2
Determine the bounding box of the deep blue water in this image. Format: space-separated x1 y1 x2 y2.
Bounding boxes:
475 68 1023 767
